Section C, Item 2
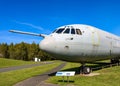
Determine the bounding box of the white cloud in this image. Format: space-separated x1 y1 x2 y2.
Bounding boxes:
13 20 52 34
14 21 44 31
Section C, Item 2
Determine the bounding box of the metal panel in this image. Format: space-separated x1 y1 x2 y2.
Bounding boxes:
92 31 99 46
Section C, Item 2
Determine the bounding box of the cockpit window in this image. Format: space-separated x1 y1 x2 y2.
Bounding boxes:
76 29 82 35
52 29 57 33
71 28 75 34
63 28 70 34
56 28 65 33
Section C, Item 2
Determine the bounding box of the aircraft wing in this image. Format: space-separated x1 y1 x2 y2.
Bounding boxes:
9 30 47 38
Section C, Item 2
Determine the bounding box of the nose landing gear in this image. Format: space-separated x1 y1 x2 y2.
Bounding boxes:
111 58 120 65
80 63 92 74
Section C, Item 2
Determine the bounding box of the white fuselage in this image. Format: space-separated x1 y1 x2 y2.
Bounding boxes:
40 24 120 63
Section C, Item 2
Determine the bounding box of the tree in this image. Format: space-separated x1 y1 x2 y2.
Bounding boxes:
37 46 54 61
0 43 9 58
14 42 28 60
8 43 15 59
0 42 54 61
27 42 39 60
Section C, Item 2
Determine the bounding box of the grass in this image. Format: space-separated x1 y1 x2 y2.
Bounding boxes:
0 58 52 68
0 58 37 68
47 62 120 86
0 61 62 86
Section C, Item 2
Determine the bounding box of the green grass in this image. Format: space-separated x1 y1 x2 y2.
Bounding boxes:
0 61 62 86
47 62 120 86
0 58 46 68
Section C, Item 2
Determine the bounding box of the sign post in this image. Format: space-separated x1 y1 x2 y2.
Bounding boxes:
56 71 75 83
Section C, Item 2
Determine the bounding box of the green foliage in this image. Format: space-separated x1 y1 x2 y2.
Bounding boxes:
27 42 39 60
0 43 9 58
8 43 15 59
0 42 53 61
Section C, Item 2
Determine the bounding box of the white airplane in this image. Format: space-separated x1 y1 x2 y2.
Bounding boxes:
9 24 120 74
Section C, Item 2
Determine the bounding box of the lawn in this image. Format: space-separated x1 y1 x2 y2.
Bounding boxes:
47 62 120 86
0 61 62 86
0 58 51 68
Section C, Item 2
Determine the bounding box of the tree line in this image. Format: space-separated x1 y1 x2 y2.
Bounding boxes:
0 42 54 61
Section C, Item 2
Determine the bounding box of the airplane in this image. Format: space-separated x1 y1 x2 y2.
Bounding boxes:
9 24 120 74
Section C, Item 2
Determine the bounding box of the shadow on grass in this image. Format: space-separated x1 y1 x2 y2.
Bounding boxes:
90 62 111 71
58 80 75 83
48 66 80 76
47 62 120 84
48 62 119 76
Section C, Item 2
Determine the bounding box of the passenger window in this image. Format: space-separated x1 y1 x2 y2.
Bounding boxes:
71 28 75 34
76 29 82 35
64 28 70 34
56 28 65 33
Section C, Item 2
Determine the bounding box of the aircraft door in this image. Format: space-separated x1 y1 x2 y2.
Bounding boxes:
91 30 100 55
92 30 99 46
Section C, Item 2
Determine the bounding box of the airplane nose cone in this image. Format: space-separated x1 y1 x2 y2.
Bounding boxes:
39 37 56 53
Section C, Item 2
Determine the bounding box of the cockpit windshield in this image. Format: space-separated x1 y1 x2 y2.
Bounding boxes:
63 28 70 34
53 26 82 35
55 28 65 33
71 28 75 34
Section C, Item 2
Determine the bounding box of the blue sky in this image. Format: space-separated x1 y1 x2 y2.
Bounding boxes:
0 0 120 44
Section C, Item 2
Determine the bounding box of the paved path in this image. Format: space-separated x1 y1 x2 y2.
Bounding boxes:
0 62 53 73
14 62 66 86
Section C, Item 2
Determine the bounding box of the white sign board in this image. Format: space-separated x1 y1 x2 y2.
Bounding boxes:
56 71 75 76
34 57 38 62
38 59 41 62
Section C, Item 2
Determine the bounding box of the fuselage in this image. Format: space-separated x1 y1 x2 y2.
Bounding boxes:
40 24 120 63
